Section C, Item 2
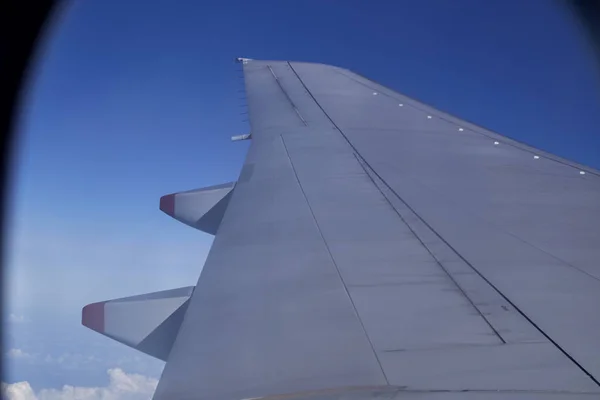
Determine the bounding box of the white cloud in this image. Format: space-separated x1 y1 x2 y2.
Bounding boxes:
2 368 158 400
2 381 36 400
5 349 102 368
8 314 28 323
6 349 32 359
44 352 102 368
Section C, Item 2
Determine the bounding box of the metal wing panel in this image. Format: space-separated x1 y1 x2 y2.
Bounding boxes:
154 130 387 400
279 130 502 351
244 62 308 132
288 61 600 383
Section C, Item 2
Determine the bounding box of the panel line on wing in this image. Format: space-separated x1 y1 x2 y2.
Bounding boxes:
351 152 507 344
268 65 308 126
279 133 390 385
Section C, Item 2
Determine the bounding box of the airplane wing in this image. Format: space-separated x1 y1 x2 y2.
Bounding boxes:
83 59 600 400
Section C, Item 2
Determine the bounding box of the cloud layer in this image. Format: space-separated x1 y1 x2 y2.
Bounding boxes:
2 368 158 400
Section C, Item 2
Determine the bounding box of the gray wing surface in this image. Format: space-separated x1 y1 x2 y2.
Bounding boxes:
151 60 600 399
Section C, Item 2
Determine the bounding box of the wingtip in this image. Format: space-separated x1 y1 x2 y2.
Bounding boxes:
82 302 105 332
159 194 175 216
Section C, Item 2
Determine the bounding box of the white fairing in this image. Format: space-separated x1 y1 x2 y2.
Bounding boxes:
175 186 232 224
104 296 189 346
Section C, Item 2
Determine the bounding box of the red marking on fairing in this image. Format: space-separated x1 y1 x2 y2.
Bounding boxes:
82 302 105 332
160 194 175 216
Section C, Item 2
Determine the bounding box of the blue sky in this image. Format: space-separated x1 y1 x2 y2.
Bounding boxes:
4 0 600 398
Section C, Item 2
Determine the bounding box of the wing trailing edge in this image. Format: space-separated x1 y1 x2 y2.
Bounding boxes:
160 182 235 234
82 286 194 361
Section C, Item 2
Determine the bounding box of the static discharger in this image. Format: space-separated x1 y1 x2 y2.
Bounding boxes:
232 133 252 142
